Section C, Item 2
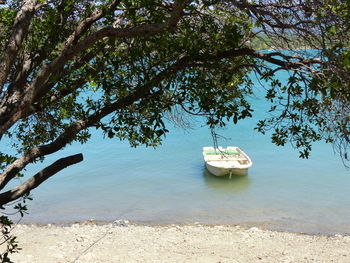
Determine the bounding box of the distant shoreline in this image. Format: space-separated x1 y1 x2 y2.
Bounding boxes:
9 222 350 263
15 219 350 236
19 217 350 236
265 46 313 51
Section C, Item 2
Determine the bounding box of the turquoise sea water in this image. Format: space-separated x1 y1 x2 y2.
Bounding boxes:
4 74 350 234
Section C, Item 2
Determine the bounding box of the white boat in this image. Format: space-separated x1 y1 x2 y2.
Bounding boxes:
203 146 252 177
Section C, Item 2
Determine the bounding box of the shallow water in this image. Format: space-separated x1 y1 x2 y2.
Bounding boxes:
4 75 350 235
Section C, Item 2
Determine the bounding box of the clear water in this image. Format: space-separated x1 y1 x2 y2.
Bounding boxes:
3 74 350 234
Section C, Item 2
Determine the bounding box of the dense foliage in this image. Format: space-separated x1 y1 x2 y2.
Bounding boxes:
0 0 349 260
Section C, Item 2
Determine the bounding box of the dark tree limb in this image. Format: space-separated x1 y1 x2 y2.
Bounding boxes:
62 0 121 51
228 0 319 40
0 153 83 206
0 0 38 93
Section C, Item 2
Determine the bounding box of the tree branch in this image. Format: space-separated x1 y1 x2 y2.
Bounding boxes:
0 0 186 137
27 0 185 104
229 0 317 37
62 0 121 52
0 43 323 190
184 47 322 70
0 153 83 206
0 0 38 93
0 57 186 191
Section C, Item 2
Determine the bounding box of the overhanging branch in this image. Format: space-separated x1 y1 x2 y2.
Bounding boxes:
0 0 186 137
0 0 38 93
0 43 324 192
0 153 83 206
0 59 185 191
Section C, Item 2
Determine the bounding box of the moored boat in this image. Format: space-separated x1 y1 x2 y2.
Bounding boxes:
202 146 252 177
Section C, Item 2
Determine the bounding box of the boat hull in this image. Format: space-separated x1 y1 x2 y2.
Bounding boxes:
205 162 248 177
202 146 252 177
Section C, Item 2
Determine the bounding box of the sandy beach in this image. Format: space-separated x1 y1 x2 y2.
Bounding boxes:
6 221 350 263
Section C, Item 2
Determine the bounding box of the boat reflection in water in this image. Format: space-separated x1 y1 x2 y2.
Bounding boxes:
202 167 251 194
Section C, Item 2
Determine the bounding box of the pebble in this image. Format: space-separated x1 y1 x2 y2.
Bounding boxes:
76 236 84 242
114 219 130 227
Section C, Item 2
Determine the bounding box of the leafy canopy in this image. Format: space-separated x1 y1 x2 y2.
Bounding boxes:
0 0 348 202
0 0 349 259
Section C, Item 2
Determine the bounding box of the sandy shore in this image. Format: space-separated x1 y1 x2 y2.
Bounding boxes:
6 221 350 263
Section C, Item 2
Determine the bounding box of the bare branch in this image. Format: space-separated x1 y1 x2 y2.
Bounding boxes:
0 153 83 206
